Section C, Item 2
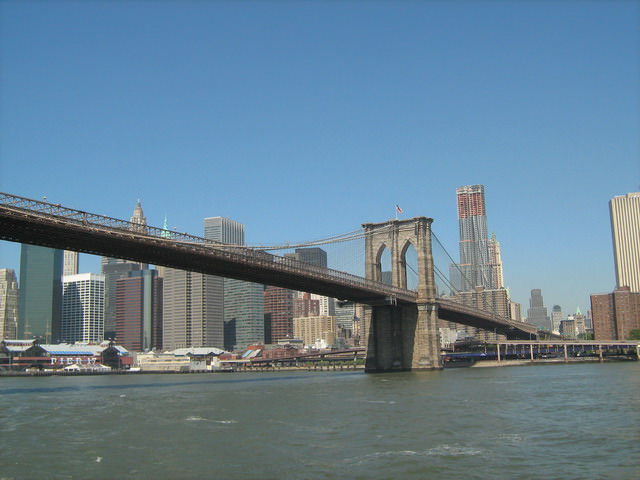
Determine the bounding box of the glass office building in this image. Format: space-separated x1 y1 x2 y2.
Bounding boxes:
18 244 63 342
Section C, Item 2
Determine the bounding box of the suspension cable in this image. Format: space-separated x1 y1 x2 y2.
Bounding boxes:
247 221 420 251
431 230 501 317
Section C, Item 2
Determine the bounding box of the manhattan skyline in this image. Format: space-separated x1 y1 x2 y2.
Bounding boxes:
1 1 638 315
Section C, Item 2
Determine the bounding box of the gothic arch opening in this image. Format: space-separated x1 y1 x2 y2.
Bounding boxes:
375 243 392 285
400 240 419 291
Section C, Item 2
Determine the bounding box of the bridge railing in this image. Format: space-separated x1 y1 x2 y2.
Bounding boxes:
0 192 228 246
1 192 416 301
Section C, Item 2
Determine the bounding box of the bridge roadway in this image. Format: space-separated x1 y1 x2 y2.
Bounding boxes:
0 192 538 339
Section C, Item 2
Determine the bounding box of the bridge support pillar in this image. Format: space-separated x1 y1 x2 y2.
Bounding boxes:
365 301 441 372
362 217 442 372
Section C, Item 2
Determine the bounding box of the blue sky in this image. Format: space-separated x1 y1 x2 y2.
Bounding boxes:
1 0 638 316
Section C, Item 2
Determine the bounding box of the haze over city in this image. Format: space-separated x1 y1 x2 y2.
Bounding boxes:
1 0 638 314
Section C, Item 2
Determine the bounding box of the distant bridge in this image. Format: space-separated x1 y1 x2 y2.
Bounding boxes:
0 192 539 371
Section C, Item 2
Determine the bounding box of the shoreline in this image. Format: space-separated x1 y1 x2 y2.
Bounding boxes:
0 363 367 377
2 356 637 377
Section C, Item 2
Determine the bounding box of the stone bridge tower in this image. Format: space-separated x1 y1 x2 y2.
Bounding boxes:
362 217 442 371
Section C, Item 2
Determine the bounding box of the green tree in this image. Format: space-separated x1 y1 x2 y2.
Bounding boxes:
627 329 640 340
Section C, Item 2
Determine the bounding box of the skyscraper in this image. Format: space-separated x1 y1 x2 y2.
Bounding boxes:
100 200 149 266
286 248 336 316
204 216 244 244
102 201 149 338
203 217 264 350
610 192 640 292
128 200 149 268
264 247 335 343
441 286 512 341
18 244 63 342
551 305 563 334
509 302 522 322
288 248 328 268
487 233 504 289
527 289 550 330
0 269 19 340
163 216 263 351
452 185 494 291
61 273 105 343
226 277 264 348
264 285 294 343
115 269 163 352
63 251 79 276
335 301 358 346
293 315 337 348
293 292 320 318
443 186 518 341
162 269 224 350
130 200 147 233
102 262 142 340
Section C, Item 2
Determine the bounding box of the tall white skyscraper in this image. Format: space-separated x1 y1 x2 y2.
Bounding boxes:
610 192 640 292
551 305 563 334
487 233 504 289
204 217 244 244
63 251 79 276
61 273 105 343
0 269 19 340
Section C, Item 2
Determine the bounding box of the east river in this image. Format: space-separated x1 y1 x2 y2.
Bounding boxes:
1 362 639 480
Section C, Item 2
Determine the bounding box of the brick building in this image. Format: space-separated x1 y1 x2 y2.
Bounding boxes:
591 287 640 340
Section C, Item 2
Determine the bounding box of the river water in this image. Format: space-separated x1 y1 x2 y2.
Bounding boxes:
1 362 639 480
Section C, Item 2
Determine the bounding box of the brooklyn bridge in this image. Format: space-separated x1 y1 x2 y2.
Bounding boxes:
0 192 540 371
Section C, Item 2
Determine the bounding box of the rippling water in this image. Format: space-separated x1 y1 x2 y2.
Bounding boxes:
1 363 639 480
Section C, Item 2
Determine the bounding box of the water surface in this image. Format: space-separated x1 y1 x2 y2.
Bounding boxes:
1 363 639 479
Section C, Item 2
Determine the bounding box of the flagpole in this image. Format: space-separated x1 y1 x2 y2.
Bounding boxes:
395 204 403 220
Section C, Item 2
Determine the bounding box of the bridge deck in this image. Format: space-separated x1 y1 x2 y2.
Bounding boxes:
0 194 414 304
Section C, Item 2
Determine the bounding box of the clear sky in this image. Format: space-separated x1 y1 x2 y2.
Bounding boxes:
1 0 638 317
